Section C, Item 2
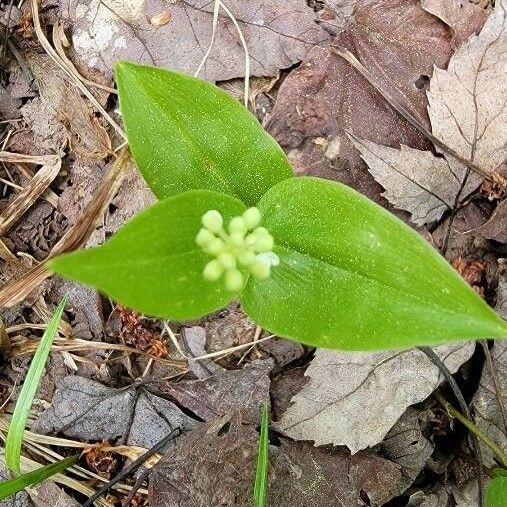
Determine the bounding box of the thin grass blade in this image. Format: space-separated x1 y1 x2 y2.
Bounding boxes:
0 455 78 500
5 296 67 474
253 402 269 507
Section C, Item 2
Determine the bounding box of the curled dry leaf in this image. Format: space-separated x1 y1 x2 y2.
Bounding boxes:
421 0 490 47
277 342 474 452
467 198 507 244
62 0 329 82
351 0 506 225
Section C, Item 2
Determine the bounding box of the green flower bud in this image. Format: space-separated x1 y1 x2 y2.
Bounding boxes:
229 231 245 247
195 228 216 247
218 252 236 270
202 210 223 233
237 250 257 266
224 269 244 292
250 259 270 279
242 207 261 229
228 216 247 234
205 237 225 256
203 260 224 281
254 233 274 252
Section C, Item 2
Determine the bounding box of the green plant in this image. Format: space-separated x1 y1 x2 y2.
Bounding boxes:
47 62 507 351
486 469 507 507
5 297 67 474
253 403 269 507
0 297 78 500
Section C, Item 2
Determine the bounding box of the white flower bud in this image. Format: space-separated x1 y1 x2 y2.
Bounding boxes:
250 259 270 279
242 207 261 229
224 269 244 292
202 210 223 233
205 238 225 256
229 231 245 247
195 228 215 247
257 252 280 267
218 252 236 270
228 216 247 234
203 260 224 281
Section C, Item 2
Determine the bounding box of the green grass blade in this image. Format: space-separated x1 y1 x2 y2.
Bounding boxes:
0 455 78 500
5 297 67 474
253 402 269 507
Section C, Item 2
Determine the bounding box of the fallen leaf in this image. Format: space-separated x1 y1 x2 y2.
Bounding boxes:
62 0 329 82
316 1 357 35
277 343 475 452
34 376 197 449
471 259 507 466
162 359 273 423
271 367 308 420
349 0 506 224
467 198 507 244
381 408 435 491
407 486 451 506
421 0 490 47
266 0 453 202
348 134 462 225
29 481 80 507
149 416 403 507
0 85 21 119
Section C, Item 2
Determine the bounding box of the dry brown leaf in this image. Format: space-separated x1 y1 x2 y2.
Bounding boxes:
149 416 402 507
62 0 329 82
421 0 490 47
266 0 454 203
467 198 507 243
277 342 474 452
348 134 460 225
348 0 506 224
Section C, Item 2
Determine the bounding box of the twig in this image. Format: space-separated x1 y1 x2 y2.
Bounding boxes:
435 391 507 468
418 346 485 506
331 45 496 185
81 428 180 507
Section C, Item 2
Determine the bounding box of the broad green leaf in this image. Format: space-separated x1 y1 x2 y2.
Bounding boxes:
116 61 292 205
486 475 507 507
5 297 67 474
0 456 78 500
48 191 246 320
241 177 507 350
253 402 269 507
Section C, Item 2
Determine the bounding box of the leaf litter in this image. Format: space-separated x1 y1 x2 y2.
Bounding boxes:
0 0 507 505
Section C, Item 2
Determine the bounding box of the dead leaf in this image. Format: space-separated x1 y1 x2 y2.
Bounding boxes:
348 134 461 225
381 408 435 490
348 0 506 224
150 416 402 507
29 481 80 507
162 359 273 423
0 85 21 119
266 0 453 203
277 343 475 452
268 441 402 506
25 53 111 159
316 1 356 35
34 376 197 449
471 259 507 465
271 367 308 420
467 198 507 244
62 0 329 82
421 0 490 47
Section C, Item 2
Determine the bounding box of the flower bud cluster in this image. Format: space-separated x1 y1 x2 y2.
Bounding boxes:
196 207 279 292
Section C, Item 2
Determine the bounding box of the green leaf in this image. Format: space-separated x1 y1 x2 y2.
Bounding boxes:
0 456 78 500
5 297 67 474
486 475 507 507
115 61 292 205
241 177 507 350
253 402 269 507
48 190 246 320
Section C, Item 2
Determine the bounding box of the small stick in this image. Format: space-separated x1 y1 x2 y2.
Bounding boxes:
82 428 180 507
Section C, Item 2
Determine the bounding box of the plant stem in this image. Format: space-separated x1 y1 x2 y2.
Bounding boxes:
435 392 507 468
